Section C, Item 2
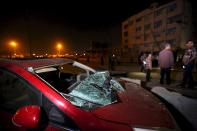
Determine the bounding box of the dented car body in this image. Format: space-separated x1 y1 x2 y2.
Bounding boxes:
0 58 180 130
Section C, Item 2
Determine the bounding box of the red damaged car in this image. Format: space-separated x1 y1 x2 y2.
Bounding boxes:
0 58 179 131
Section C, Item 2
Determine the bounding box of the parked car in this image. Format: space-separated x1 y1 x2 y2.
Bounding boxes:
0 58 179 130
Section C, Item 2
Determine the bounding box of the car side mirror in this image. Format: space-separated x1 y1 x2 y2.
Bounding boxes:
12 105 41 129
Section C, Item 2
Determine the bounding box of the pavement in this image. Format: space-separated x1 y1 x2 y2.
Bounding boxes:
79 60 197 130
81 60 197 99
125 67 197 99
122 65 197 99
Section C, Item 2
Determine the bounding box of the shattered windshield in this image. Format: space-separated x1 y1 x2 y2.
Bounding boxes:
63 71 124 110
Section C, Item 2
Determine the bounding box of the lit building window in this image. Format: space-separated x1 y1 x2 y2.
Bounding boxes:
136 27 142 32
144 33 150 41
166 27 176 35
154 32 161 37
144 24 151 31
136 35 141 39
144 14 151 21
124 45 128 49
128 19 133 26
124 31 128 37
144 43 149 47
157 41 164 45
136 17 142 22
154 8 163 16
124 24 128 29
167 17 174 24
167 15 182 24
167 3 177 13
154 20 162 28
167 39 176 44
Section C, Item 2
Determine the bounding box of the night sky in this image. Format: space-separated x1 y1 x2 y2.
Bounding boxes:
0 0 176 55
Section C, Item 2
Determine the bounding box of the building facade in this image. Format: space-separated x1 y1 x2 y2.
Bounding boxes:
122 0 192 54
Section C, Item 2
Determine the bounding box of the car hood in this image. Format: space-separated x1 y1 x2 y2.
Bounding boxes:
91 82 175 129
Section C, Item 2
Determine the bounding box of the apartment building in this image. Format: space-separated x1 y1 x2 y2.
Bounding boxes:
122 0 192 53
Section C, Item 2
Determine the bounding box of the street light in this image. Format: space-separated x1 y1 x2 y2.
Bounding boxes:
56 43 62 57
9 41 17 59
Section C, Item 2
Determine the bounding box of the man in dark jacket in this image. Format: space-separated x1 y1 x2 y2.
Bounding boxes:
181 40 197 88
158 43 174 85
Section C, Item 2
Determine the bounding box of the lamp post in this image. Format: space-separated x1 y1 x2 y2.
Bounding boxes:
56 43 62 57
9 41 17 59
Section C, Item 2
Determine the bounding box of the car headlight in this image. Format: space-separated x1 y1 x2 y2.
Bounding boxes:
132 127 176 131
133 127 157 131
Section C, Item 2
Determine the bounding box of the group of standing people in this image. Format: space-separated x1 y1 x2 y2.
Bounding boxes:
139 40 196 89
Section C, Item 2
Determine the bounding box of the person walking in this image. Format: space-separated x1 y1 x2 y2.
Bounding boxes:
145 53 152 82
181 40 197 88
158 43 174 85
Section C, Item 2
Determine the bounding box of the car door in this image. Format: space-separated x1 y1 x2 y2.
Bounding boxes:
0 68 41 130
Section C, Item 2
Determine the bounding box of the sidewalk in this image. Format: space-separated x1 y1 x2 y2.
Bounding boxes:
82 61 197 130
79 60 197 98
119 65 197 99
91 63 197 98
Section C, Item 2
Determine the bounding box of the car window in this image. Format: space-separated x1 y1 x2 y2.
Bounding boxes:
35 63 87 93
42 95 79 130
0 69 40 113
59 64 86 74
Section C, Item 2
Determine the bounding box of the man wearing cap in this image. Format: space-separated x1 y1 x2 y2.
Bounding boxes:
181 40 197 88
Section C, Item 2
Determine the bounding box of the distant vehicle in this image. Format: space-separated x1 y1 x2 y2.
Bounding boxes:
0 58 179 130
